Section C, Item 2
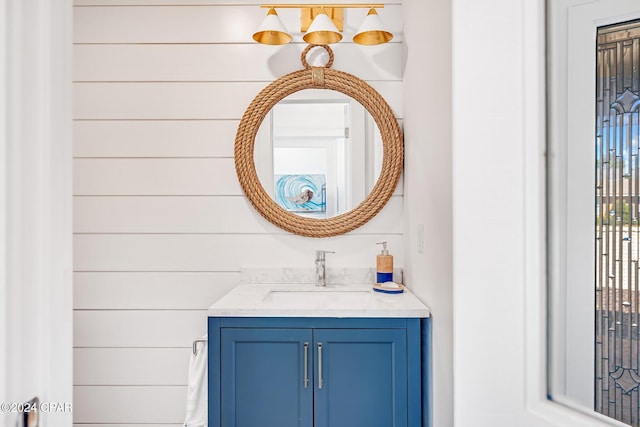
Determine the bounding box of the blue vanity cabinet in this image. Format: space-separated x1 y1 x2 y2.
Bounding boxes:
209 317 427 427
313 328 407 427
220 328 313 427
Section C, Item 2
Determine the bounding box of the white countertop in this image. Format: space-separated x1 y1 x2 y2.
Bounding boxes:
207 283 431 318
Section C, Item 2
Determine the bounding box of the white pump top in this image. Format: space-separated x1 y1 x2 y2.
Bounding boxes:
377 241 389 255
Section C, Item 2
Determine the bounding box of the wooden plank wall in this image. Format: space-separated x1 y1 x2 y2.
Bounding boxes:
73 1 403 425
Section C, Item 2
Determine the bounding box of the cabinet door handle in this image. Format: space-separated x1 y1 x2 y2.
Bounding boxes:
303 342 309 389
317 342 323 390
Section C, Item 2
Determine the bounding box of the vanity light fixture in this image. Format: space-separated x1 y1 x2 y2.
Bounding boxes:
302 7 342 45
253 4 392 46
353 8 393 45
253 8 293 45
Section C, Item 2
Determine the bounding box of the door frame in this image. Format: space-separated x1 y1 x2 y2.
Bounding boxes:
0 0 73 425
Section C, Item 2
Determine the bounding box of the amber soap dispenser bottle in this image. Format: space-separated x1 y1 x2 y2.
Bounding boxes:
376 241 394 284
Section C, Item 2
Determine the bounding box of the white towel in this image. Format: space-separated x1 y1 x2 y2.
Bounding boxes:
184 334 208 427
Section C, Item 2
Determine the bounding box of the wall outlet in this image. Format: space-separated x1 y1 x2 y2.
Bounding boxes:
417 223 424 254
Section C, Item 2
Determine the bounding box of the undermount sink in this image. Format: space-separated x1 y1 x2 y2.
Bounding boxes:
263 288 372 306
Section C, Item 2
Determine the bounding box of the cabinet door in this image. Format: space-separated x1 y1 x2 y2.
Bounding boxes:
313 329 408 427
220 328 313 427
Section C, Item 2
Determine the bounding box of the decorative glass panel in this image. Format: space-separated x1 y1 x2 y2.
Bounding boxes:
595 19 640 425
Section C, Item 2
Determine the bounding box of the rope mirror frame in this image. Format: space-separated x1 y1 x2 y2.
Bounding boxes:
234 44 403 238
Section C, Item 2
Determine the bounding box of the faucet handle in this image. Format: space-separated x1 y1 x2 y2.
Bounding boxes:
315 250 335 261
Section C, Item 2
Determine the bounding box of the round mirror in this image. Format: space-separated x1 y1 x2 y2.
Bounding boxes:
234 45 403 238
254 91 384 219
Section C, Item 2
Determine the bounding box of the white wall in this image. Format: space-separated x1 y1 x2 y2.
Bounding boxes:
72 1 405 425
412 0 640 425
452 0 545 424
450 1 590 426
402 0 453 426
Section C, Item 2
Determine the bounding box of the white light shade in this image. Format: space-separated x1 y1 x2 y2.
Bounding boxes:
253 8 292 45
303 11 342 45
353 8 393 45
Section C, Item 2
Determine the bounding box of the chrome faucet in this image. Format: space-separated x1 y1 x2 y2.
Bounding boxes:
315 250 335 287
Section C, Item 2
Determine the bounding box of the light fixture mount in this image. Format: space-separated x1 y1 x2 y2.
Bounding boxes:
301 7 343 32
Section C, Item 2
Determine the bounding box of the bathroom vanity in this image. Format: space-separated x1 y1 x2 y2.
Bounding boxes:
207 283 431 427
213 39 421 426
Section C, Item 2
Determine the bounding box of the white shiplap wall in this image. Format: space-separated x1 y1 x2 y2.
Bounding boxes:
73 2 403 425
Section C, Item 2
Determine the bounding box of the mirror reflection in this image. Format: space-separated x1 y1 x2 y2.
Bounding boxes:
255 90 383 218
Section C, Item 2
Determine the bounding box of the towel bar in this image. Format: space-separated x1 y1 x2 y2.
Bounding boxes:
192 338 207 355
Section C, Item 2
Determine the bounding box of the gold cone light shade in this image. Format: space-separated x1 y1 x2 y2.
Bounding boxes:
253 8 292 45
353 8 393 45
302 11 342 45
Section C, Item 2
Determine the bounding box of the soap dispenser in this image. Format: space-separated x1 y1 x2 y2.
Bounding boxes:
376 241 394 284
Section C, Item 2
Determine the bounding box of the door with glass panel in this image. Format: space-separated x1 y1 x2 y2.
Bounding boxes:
548 1 640 425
